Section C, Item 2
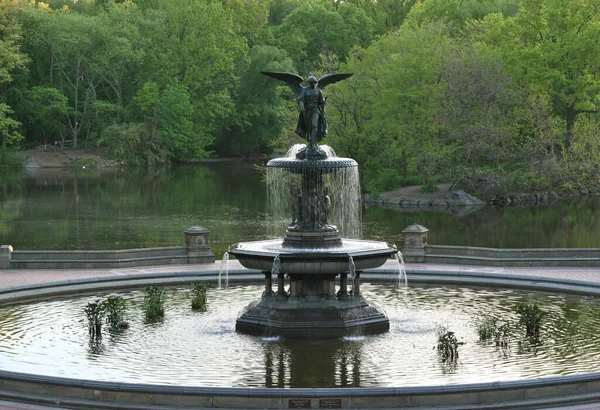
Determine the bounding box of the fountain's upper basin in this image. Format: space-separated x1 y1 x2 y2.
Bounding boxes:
230 238 395 274
267 157 357 170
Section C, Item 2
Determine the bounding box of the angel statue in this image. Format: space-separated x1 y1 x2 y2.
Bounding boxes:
261 72 353 159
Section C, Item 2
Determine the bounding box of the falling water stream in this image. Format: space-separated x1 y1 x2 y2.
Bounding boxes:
218 251 230 289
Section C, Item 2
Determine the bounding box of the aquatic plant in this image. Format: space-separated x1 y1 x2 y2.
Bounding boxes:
143 286 166 322
514 302 548 337
435 325 464 362
474 314 498 341
84 300 105 338
474 314 512 348
102 296 128 331
190 283 212 311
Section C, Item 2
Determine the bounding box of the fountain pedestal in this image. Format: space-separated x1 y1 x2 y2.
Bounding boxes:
230 146 395 338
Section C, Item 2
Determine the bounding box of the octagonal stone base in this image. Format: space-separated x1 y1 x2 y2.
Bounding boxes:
236 295 389 339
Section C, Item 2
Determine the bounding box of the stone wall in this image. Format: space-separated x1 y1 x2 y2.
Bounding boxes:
2 226 215 269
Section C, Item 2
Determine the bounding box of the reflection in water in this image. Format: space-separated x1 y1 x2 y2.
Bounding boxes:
2 163 600 255
261 339 363 388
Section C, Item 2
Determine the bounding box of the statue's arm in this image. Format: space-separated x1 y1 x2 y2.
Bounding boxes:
298 88 306 111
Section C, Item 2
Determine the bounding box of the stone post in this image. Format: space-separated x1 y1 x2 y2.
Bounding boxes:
0 245 13 269
264 271 273 296
184 226 215 263
338 273 349 299
353 271 361 295
401 224 429 263
277 273 287 300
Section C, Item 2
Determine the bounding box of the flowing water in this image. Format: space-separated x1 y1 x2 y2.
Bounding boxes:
2 162 600 255
1 283 600 388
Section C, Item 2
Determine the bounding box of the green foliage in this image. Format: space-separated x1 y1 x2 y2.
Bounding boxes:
419 182 438 193
0 2 28 85
156 83 208 161
435 325 465 362
4 0 600 194
190 283 212 311
0 149 23 171
102 122 168 165
0 104 23 148
474 314 511 347
70 156 102 168
84 300 105 338
475 314 497 341
84 296 129 338
216 45 296 156
143 286 166 322
406 0 520 29
274 3 374 74
21 87 69 146
102 296 128 332
514 302 548 337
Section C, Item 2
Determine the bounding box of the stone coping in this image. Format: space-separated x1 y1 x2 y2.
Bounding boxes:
2 268 600 409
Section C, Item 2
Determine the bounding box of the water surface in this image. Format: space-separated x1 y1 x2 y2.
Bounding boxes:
0 283 598 387
1 163 600 255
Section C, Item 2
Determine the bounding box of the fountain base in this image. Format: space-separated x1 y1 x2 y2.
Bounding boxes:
236 294 389 338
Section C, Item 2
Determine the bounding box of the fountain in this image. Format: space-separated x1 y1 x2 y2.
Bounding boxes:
230 72 396 338
3 72 600 409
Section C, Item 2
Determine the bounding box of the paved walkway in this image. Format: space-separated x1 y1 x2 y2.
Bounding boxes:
0 261 599 410
2 260 600 289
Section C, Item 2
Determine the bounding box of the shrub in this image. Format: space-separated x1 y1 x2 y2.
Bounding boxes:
514 302 548 337
419 181 438 193
190 283 212 311
70 156 101 168
143 286 166 322
435 325 464 362
474 314 497 341
84 300 105 338
102 296 128 332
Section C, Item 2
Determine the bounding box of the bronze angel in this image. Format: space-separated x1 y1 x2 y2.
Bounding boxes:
261 72 352 158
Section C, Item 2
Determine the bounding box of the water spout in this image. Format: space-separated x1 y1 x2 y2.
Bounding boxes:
218 250 230 289
271 255 281 276
392 246 408 289
348 255 356 296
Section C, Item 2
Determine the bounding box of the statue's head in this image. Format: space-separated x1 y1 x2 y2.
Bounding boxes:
307 76 318 86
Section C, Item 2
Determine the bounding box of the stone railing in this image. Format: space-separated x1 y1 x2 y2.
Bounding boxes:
1 226 215 269
401 224 600 267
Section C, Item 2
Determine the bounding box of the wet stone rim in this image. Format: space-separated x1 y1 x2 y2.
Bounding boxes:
267 157 358 169
2 268 600 409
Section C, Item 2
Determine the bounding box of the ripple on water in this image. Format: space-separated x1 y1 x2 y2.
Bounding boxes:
1 283 600 388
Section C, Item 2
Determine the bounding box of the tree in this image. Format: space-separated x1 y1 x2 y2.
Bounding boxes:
156 82 209 161
477 0 600 150
156 0 248 151
406 0 520 29
0 1 27 151
274 3 374 75
22 86 70 146
0 104 22 149
217 45 296 156
439 48 518 169
327 23 452 191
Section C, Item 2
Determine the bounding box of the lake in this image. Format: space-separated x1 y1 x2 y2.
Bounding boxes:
1 161 600 257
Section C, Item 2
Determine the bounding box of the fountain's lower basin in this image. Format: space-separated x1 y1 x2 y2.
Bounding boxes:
230 238 395 274
230 238 396 337
2 270 600 409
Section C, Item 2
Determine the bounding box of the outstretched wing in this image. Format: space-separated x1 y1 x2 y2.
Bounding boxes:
317 73 353 90
261 71 304 96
